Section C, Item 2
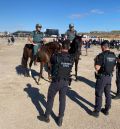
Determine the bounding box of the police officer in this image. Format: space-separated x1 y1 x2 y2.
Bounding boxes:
113 54 120 99
39 41 74 126
91 40 116 117
28 24 45 65
65 23 77 42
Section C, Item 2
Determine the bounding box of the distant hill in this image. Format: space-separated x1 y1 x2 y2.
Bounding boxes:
79 31 120 40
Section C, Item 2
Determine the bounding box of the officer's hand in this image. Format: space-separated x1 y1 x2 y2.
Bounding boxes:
43 38 46 43
32 43 37 46
65 35 67 40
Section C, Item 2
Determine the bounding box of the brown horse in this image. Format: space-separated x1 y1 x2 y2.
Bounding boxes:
68 35 83 81
21 41 61 84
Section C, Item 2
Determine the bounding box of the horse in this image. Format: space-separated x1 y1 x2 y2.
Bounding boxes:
68 35 83 81
21 41 61 84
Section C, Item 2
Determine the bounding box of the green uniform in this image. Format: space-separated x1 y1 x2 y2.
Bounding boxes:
32 30 44 55
65 29 77 42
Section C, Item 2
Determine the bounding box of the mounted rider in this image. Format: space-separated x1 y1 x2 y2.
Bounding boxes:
28 24 46 65
65 23 77 43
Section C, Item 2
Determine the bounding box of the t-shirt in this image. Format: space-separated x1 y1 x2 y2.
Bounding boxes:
32 31 44 43
65 29 77 41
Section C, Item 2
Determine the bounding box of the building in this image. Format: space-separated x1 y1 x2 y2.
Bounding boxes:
12 31 32 37
0 31 10 37
45 29 59 37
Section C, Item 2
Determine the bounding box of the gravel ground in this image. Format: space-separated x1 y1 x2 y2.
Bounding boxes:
0 38 120 129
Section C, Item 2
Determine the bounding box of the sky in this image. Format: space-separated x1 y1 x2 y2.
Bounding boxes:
0 0 120 33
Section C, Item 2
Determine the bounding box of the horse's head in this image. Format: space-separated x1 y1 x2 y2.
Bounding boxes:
69 35 83 54
73 35 83 45
62 39 71 48
51 41 62 53
44 41 62 54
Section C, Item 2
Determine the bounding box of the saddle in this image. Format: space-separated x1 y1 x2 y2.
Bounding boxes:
25 44 33 49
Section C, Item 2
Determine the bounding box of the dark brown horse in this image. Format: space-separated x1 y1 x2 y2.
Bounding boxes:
21 41 61 84
68 35 83 81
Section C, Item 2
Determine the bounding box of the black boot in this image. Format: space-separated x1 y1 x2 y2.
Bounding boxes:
57 117 63 127
101 108 109 115
113 94 120 99
91 110 99 118
38 114 50 123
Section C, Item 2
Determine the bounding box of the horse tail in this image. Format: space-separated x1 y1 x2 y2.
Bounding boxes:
21 45 29 67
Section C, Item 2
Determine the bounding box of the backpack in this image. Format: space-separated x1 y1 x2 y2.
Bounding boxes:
53 53 74 79
102 52 116 75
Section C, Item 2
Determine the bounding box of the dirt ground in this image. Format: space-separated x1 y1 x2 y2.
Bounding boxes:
0 37 120 129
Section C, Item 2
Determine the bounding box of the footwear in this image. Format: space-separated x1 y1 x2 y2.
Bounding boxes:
57 117 63 127
38 114 50 123
91 110 99 118
113 94 120 100
101 108 109 115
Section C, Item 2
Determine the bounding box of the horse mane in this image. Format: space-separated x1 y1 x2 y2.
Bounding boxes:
37 41 61 62
73 35 82 42
44 42 57 51
69 35 83 54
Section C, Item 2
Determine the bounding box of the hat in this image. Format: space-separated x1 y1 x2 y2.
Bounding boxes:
36 24 42 28
69 23 74 28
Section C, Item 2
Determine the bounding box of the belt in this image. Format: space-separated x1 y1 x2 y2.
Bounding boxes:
52 77 69 82
100 73 112 77
95 73 112 80
33 41 41 43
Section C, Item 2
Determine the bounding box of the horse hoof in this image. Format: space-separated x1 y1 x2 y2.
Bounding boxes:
24 74 29 77
37 82 41 85
41 76 44 79
37 78 41 85
28 74 31 77
48 76 52 80
29 71 32 77
75 78 78 81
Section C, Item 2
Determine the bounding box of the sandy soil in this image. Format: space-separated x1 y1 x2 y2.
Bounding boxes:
0 37 120 129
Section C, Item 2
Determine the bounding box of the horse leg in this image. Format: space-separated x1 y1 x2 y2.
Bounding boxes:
38 62 44 85
23 58 29 77
79 49 82 60
75 59 79 81
80 46 82 56
28 59 33 77
86 48 88 56
47 62 51 80
21 47 29 77
40 62 44 79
